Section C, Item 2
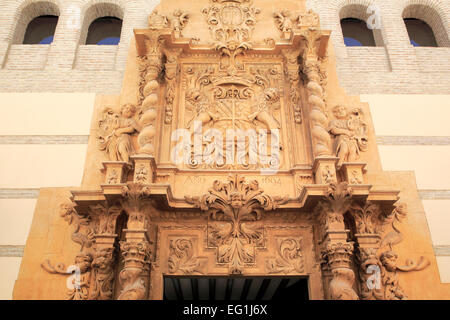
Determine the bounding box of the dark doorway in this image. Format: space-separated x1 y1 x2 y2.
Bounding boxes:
163 276 309 300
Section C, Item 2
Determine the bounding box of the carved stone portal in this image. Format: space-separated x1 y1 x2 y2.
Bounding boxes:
33 0 434 301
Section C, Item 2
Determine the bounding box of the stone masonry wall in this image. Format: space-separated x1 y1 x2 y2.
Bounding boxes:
0 0 448 93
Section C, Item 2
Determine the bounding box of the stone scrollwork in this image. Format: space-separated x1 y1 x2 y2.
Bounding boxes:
378 203 430 300
328 105 368 167
274 9 320 38
168 238 205 274
186 175 288 274
42 252 93 300
266 238 304 274
202 0 260 74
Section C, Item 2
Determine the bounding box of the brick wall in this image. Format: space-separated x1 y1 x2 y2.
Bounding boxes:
0 0 448 94
0 0 156 94
307 0 450 94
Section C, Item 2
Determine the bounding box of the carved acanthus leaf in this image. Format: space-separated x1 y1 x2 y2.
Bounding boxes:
168 238 205 274
266 238 304 274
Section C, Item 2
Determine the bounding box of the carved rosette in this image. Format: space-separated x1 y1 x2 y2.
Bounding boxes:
186 175 288 274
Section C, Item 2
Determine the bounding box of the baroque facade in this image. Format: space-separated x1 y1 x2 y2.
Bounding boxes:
3 0 450 300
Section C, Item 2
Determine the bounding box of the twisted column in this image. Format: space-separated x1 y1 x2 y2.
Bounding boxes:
303 58 331 157
137 33 164 155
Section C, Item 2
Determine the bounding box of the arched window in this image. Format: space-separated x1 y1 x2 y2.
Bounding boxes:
85 16 122 45
340 18 376 47
404 18 437 47
402 4 449 47
23 15 58 44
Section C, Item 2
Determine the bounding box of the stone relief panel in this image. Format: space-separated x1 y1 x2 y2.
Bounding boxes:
180 63 285 170
167 237 207 274
185 175 288 274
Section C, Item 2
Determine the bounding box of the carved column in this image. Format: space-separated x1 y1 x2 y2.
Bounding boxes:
117 183 153 300
88 204 121 300
348 202 384 300
300 29 331 159
317 182 358 300
136 31 165 155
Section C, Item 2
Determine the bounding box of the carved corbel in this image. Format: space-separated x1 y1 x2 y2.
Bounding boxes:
315 182 359 300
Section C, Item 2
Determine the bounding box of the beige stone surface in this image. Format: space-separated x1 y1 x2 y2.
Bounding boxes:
0 93 95 135
0 145 87 188
0 257 21 300
361 94 450 136
436 257 450 283
378 146 450 189
422 200 450 246
0 199 36 245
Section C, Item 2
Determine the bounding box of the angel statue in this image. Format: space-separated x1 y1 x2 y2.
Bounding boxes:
328 105 368 167
274 10 294 33
97 104 139 163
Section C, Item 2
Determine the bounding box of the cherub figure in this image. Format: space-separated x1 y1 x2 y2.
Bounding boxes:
148 10 169 29
380 251 408 300
274 10 294 33
172 9 189 34
97 104 139 163
328 105 368 167
248 87 281 130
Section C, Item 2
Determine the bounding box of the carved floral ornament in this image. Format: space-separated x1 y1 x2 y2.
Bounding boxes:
186 175 288 274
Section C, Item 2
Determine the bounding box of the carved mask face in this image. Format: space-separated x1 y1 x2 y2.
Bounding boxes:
75 254 92 273
121 105 135 118
381 251 398 272
230 192 244 208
